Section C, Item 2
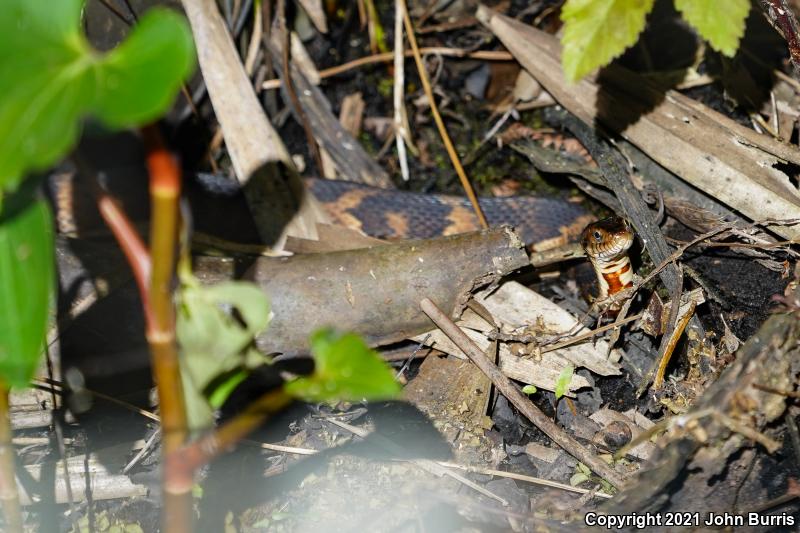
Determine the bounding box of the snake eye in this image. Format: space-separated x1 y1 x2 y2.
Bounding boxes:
593 231 602 242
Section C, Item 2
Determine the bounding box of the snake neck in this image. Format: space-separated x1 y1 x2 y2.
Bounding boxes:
591 255 633 300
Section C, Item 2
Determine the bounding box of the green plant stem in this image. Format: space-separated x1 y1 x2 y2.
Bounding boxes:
142 125 190 532
0 381 22 532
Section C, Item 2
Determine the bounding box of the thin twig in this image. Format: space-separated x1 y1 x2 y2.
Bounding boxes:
435 462 613 499
486 313 643 351
44 344 77 530
277 0 325 175
261 48 513 90
33 378 160 423
393 0 410 181
325 417 509 505
399 0 488 227
395 334 431 379
420 298 626 489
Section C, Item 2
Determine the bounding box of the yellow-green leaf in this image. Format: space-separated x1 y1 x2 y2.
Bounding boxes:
561 0 655 82
284 328 401 403
176 277 271 429
674 0 749 57
0 0 195 192
555 364 575 399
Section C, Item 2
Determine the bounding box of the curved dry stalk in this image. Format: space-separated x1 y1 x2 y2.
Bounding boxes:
398 0 488 228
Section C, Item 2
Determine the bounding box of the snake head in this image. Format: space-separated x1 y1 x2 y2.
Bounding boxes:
580 216 634 262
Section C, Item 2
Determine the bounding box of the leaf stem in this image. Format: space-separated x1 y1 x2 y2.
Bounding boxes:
165 388 292 486
0 381 23 532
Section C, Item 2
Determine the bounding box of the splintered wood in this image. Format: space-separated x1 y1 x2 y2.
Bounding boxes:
413 281 623 395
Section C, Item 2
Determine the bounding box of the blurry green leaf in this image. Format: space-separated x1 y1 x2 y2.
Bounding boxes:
674 0 749 57
522 384 537 395
561 0 655 82
0 0 195 191
554 364 574 399
0 191 53 388
570 471 590 487
599 478 615 494
207 368 248 409
176 276 271 428
284 328 401 403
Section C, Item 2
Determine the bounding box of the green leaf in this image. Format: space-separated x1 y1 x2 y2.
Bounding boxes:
284 328 401 403
674 0 749 57
561 0 655 82
522 384 537 395
0 0 195 191
0 191 53 388
176 277 271 428
554 363 575 399
570 471 590 487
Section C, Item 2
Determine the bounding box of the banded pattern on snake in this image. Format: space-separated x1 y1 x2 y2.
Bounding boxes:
50 172 635 304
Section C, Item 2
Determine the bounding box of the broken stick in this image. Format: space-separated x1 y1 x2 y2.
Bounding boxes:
420 297 627 489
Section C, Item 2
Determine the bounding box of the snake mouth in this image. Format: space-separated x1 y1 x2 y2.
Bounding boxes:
580 216 635 263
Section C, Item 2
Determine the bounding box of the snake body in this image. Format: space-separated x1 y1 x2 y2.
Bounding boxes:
305 178 593 248
50 173 595 249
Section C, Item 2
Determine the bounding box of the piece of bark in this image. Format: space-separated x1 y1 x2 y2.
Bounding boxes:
411 327 590 395
267 38 395 189
404 355 492 461
475 281 622 376
297 0 328 34
195 227 529 355
181 0 329 250
477 7 800 241
339 92 366 138
284 223 386 253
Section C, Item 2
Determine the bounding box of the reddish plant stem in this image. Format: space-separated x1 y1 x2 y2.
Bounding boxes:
0 382 22 532
94 191 152 325
141 125 190 533
759 0 800 79
165 389 293 491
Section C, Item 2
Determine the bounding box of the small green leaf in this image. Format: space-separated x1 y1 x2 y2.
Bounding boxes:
522 384 538 395
176 277 271 428
570 471 590 487
0 0 195 191
207 368 248 409
561 0 655 82
284 328 401 403
554 364 575 399
674 0 749 57
0 191 54 388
